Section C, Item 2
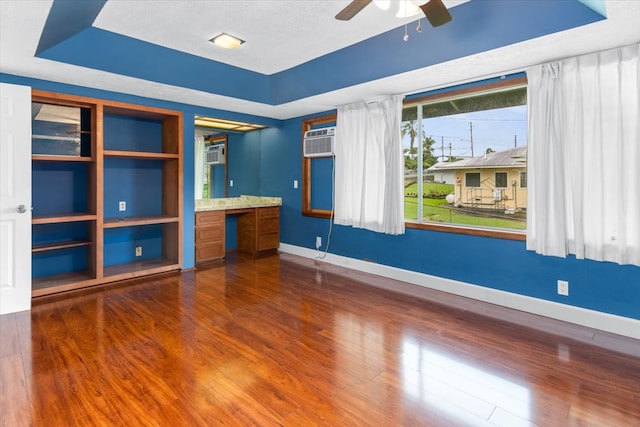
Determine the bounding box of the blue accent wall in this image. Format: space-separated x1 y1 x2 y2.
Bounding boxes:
228 131 261 197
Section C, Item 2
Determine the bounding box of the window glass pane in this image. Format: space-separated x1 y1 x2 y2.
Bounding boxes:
403 105 419 221
466 173 481 187
403 84 527 231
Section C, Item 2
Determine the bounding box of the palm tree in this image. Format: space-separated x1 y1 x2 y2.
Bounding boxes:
401 120 417 159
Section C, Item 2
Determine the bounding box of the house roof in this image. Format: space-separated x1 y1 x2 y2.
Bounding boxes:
431 146 527 170
1 1 638 120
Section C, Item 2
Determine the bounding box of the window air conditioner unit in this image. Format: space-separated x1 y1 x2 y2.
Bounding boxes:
303 126 336 158
206 144 225 165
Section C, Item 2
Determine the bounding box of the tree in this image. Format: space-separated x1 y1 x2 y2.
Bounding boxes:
401 120 418 160
402 120 438 170
422 135 438 169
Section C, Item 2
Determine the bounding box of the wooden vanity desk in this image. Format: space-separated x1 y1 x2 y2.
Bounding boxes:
195 197 281 263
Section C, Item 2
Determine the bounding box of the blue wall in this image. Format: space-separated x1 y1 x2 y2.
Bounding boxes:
260 114 640 321
228 132 261 197
4 72 638 321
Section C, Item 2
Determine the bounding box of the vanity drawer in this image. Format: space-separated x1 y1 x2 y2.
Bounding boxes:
258 232 280 251
196 226 224 243
258 217 279 234
196 210 224 226
196 242 225 262
258 206 280 219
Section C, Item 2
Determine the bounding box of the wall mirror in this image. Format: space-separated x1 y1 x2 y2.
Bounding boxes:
194 115 267 200
195 126 228 199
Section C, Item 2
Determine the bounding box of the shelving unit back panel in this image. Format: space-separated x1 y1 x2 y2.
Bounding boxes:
103 224 164 267
103 158 163 218
32 161 90 215
32 245 89 278
32 222 91 246
103 114 163 153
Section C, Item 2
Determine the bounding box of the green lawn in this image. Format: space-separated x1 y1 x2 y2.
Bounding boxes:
404 182 525 230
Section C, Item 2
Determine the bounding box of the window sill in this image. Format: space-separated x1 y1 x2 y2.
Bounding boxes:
405 221 526 241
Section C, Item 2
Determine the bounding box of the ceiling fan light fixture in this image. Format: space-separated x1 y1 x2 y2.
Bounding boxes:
396 0 421 18
210 33 245 49
373 0 391 10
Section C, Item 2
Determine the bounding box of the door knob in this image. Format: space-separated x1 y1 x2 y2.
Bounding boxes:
17 205 30 214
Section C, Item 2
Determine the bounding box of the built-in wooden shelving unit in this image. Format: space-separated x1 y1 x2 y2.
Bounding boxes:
31 90 183 297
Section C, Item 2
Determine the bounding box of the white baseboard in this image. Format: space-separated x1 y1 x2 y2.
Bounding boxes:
278 243 640 342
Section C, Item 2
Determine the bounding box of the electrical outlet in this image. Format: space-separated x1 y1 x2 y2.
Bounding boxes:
119 201 126 212
316 236 322 249
557 280 569 296
229 179 234 187
135 246 142 257
294 180 298 189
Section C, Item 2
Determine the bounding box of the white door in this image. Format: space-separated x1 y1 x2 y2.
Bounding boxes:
0 83 32 315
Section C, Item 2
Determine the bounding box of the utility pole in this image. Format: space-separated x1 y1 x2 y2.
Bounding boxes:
469 122 474 157
441 136 445 163
448 142 452 161
514 134 517 148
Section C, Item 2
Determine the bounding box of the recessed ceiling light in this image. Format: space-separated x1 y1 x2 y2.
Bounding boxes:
209 33 245 49
195 116 266 132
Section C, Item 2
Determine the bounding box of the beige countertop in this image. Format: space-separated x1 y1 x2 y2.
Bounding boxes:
195 195 282 212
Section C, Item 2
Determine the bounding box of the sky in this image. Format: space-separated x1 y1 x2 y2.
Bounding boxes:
404 105 528 161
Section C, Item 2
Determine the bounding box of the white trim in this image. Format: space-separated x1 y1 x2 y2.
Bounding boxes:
278 243 640 341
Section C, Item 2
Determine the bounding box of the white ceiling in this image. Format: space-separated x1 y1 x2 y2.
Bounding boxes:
1 1 639 120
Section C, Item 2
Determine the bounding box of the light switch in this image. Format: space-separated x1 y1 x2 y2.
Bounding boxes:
294 180 298 189
229 179 234 187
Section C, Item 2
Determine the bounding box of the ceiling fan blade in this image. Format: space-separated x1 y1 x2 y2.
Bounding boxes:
420 0 452 27
335 0 372 21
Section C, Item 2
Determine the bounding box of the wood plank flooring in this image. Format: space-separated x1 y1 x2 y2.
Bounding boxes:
1 252 639 426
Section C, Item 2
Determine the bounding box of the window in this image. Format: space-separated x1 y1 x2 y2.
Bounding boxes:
403 76 527 238
495 172 508 188
302 114 336 218
466 173 481 187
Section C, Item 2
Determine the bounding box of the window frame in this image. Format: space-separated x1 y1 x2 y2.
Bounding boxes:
301 77 527 241
301 114 336 218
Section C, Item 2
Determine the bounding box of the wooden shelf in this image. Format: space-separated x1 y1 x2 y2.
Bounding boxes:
32 213 97 225
32 154 93 162
32 240 92 253
103 258 179 279
103 215 180 228
103 150 179 160
32 272 96 296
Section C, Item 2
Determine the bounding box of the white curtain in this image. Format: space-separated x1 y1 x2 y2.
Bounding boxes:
334 95 405 235
194 135 205 200
527 43 640 266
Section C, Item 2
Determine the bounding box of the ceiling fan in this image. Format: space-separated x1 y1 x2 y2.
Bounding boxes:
336 0 452 27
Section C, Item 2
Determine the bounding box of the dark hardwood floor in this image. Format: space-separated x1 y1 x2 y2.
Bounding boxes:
1 252 639 426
